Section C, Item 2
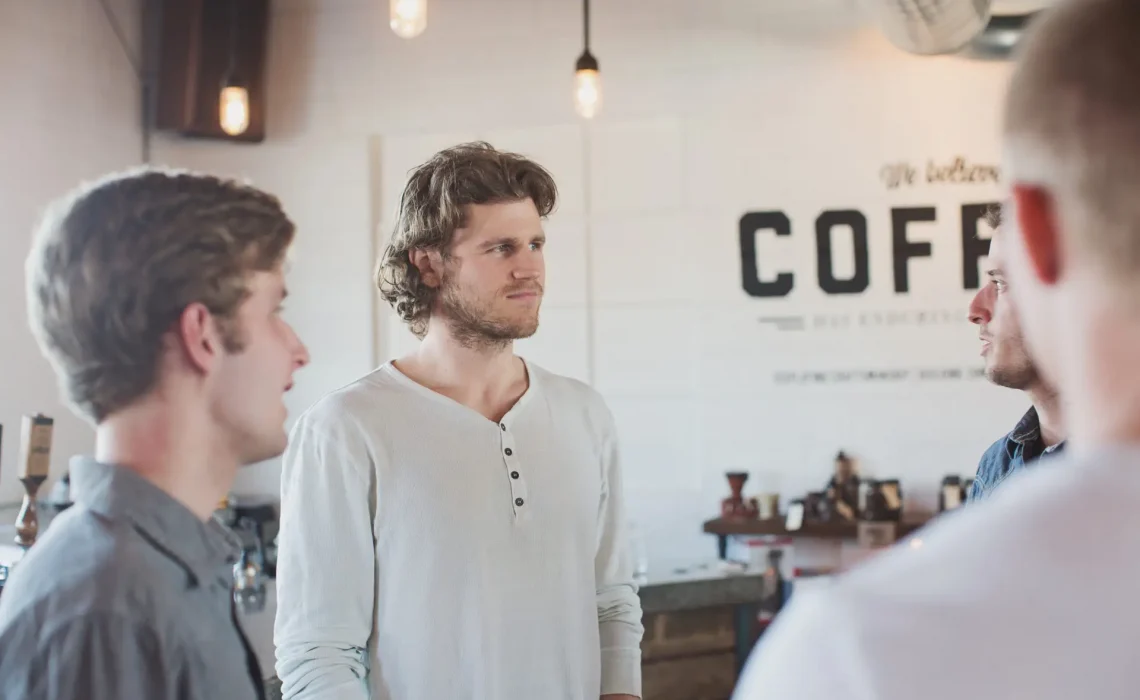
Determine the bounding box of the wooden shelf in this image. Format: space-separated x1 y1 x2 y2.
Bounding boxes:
702 516 931 540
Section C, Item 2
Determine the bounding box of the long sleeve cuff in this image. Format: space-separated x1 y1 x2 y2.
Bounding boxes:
600 645 643 697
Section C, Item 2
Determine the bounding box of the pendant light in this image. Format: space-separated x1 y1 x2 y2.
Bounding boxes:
391 0 427 39
219 1 249 137
219 81 250 137
574 0 601 119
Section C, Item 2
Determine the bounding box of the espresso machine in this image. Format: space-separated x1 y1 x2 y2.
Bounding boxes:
215 493 280 613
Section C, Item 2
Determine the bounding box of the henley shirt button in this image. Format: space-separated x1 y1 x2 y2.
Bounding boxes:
515 498 524 506
500 423 506 431
510 471 520 479
504 448 513 456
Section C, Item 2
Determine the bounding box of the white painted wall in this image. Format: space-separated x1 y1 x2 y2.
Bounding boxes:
0 0 141 504
3 0 1034 574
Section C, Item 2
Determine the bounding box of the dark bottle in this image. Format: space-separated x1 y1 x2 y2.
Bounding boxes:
862 479 889 521
879 479 902 521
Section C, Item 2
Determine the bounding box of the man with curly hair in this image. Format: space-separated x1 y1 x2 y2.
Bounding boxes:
274 142 644 700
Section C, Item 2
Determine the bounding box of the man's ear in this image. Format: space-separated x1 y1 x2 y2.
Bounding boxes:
409 248 444 288
175 302 223 374
1011 184 1063 286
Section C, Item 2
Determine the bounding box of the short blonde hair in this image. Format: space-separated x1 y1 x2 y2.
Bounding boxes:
27 167 295 423
375 141 558 339
1003 0 1140 280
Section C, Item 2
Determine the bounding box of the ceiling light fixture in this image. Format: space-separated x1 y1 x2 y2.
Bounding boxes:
391 0 427 39
574 0 601 119
219 0 250 136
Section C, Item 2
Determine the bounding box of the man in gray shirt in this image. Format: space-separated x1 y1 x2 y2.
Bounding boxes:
0 168 310 699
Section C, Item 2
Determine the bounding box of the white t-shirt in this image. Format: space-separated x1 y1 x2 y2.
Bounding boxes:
273 359 644 700
732 444 1140 700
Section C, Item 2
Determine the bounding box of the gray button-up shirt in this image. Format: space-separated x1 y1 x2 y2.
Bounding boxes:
0 457 265 699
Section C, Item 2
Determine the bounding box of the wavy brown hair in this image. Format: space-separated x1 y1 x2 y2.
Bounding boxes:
26 167 295 423
376 141 558 339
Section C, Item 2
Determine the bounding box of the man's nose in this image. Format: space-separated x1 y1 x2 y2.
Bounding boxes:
968 286 993 325
512 255 542 279
290 325 311 368
295 343 311 369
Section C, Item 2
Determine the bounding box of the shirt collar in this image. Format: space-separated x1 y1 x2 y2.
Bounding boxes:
69 457 241 587
1009 406 1042 445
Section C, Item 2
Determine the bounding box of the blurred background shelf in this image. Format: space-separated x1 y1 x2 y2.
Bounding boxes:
703 516 932 558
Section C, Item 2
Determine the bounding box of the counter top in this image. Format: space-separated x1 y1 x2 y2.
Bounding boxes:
638 563 765 614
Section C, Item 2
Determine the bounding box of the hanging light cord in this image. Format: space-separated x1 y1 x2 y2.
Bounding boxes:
582 0 590 52
226 0 240 81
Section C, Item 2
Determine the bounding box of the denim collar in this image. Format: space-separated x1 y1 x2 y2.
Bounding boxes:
1009 406 1042 445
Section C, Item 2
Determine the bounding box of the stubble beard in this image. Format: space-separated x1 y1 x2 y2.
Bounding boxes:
986 343 1039 391
438 279 541 352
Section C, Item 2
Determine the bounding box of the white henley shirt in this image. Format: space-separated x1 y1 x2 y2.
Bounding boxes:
273 358 644 700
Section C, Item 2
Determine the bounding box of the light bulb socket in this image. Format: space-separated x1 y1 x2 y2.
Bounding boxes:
575 50 598 73
221 71 246 90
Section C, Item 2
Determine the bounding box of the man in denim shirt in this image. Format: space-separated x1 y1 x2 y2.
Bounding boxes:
967 204 1065 501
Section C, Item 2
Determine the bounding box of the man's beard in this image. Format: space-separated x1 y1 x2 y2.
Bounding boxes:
438 278 541 351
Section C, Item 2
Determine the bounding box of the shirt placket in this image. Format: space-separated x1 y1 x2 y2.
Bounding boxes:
498 419 530 522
